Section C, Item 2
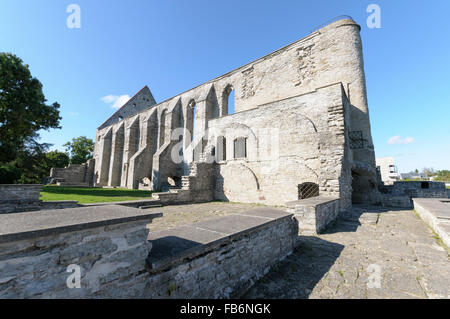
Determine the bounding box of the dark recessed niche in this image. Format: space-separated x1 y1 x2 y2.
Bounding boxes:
421 182 429 189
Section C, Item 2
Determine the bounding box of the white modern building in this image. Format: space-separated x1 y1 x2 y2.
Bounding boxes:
376 157 401 184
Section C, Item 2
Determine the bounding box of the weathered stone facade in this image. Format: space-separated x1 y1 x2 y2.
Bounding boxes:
87 18 377 209
48 159 95 187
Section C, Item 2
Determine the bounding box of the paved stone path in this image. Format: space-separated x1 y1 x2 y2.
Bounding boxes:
245 205 450 299
144 202 449 298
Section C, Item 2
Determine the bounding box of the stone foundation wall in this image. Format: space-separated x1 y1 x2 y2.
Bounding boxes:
144 209 298 298
286 196 340 234
0 221 151 298
381 195 413 208
0 206 297 298
0 185 43 214
0 184 42 201
379 181 448 208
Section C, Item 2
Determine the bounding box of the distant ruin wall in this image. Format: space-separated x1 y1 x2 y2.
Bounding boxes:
379 181 449 208
49 159 95 187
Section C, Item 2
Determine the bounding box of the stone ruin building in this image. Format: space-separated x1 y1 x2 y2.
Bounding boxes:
50 18 381 211
5 17 449 299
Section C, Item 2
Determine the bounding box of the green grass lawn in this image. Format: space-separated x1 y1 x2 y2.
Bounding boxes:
40 186 153 204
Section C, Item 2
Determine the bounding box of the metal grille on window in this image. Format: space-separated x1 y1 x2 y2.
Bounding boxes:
298 182 319 200
349 131 364 149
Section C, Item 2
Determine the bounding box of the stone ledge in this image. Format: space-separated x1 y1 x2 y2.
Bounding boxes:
413 198 450 247
0 205 162 244
286 196 340 234
286 196 339 208
147 208 294 272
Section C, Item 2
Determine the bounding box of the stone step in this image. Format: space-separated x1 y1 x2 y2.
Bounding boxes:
15 206 42 213
139 203 163 209
57 182 90 187
152 192 178 200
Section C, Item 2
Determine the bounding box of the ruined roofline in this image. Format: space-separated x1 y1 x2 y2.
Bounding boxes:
210 82 348 121
97 17 359 129
100 82 348 130
97 85 156 130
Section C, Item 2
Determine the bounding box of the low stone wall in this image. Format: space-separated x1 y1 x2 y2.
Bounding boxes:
40 201 80 210
0 206 297 298
380 181 448 208
0 205 162 298
286 196 340 234
413 198 450 248
0 184 43 214
144 208 297 298
0 184 83 214
48 159 95 187
380 194 413 208
0 184 42 200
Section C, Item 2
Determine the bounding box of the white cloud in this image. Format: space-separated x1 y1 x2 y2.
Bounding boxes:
387 135 415 145
101 94 131 109
68 111 79 117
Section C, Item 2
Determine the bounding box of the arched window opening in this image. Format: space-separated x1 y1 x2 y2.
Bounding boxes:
228 89 235 114
159 110 167 146
233 137 247 159
188 100 196 142
298 182 319 200
135 120 140 152
223 85 235 115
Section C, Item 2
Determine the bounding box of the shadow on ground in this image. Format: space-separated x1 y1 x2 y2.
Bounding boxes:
322 204 407 234
243 236 344 299
244 205 410 299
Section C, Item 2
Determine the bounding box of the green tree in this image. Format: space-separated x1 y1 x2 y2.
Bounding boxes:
64 136 94 164
435 170 450 182
45 150 70 169
0 53 61 163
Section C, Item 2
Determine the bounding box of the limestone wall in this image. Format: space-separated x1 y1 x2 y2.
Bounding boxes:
49 159 95 187
144 209 297 298
209 83 352 208
0 184 43 214
0 221 151 298
0 206 297 298
379 181 449 208
92 18 377 204
286 196 340 234
0 184 42 201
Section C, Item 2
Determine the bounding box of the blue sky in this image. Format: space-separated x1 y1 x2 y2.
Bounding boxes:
1 0 449 173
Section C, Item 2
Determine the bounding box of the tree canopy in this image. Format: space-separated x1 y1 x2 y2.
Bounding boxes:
0 53 61 163
64 136 94 164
